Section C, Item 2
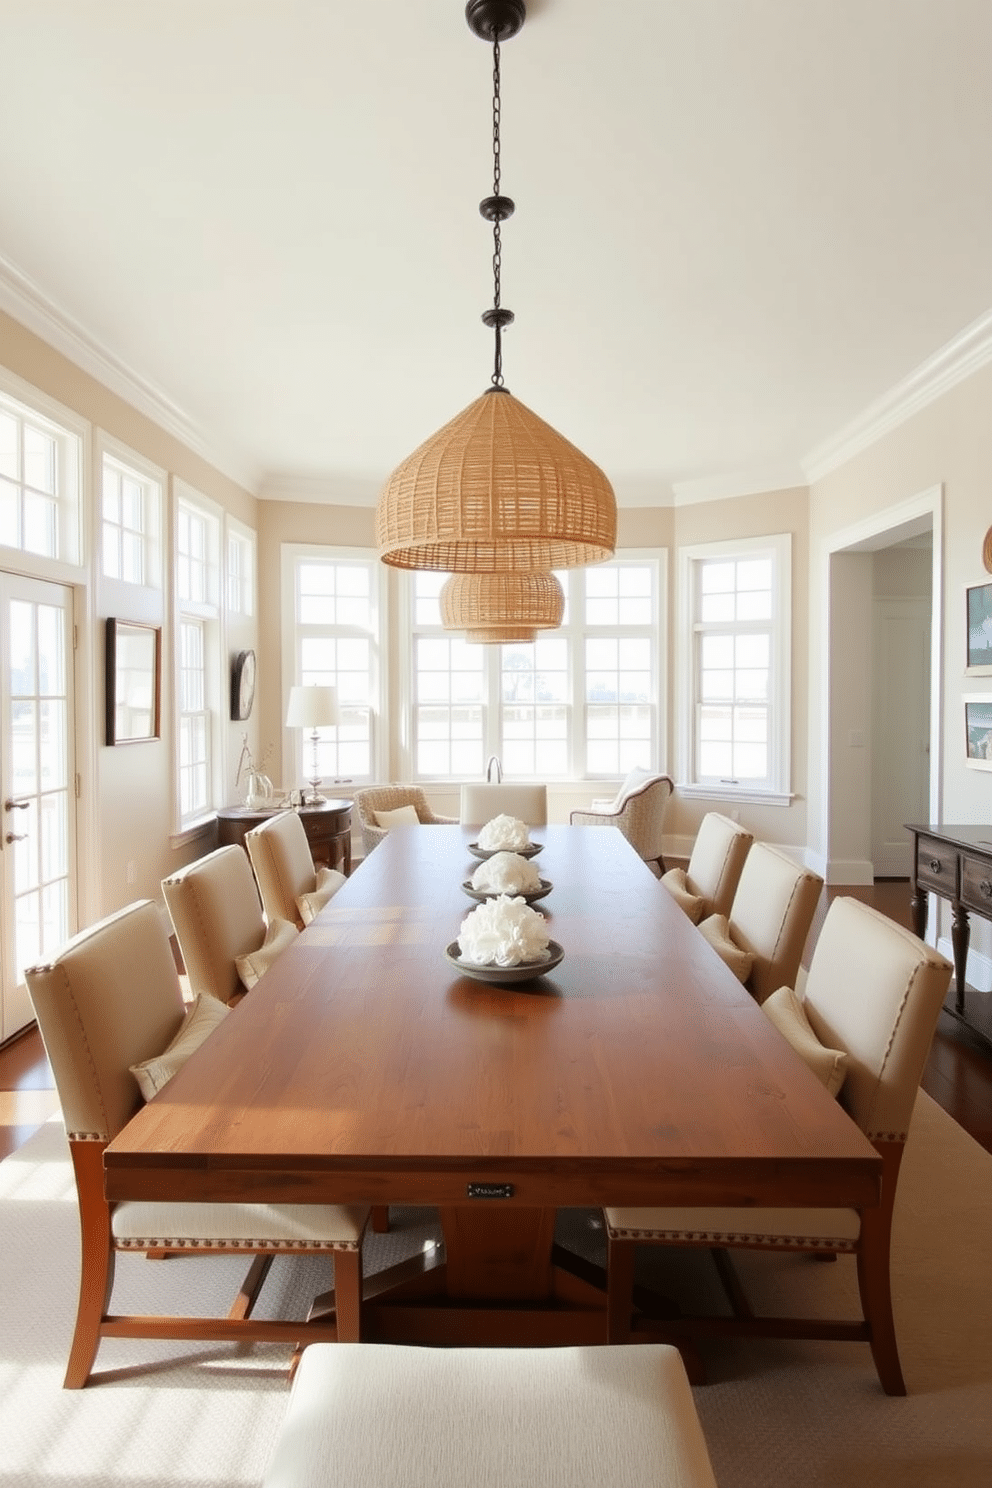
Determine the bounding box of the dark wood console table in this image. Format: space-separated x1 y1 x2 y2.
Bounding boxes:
217 799 352 876
907 822 992 1051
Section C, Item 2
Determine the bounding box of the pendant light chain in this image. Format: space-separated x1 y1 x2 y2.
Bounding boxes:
490 34 505 387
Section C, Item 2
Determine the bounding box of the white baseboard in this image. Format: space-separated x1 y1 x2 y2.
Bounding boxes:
937 937 992 995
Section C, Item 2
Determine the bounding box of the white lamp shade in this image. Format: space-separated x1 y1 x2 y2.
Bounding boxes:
285 684 338 729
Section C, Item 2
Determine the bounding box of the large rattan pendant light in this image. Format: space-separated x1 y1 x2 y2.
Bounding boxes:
375 0 616 576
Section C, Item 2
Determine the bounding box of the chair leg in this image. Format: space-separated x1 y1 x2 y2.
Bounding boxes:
331 1249 362 1342
606 1237 636 1342
857 1204 905 1395
65 1143 116 1389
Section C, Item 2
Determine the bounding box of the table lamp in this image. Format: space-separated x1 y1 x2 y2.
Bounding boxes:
285 684 338 805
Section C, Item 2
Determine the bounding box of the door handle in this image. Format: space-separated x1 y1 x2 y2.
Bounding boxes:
5 798 30 811
5 832 27 844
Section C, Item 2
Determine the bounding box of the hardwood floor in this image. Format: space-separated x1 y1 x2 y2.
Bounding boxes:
1 877 990 1162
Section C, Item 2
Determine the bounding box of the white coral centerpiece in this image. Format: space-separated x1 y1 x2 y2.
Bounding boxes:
457 895 550 967
477 814 531 851
471 851 542 896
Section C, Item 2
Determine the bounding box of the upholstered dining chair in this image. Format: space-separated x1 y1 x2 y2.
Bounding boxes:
570 771 674 873
460 782 548 828
245 809 346 929
352 785 457 857
604 896 953 1395
660 811 753 922
163 844 298 1003
696 841 824 1005
24 899 369 1388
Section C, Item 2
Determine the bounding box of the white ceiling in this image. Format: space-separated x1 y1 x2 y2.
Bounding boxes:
1 0 991 506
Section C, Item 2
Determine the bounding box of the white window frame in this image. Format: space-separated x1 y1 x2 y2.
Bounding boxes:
399 551 667 783
226 517 256 617
678 532 792 805
280 544 386 789
98 435 163 590
0 368 84 569
173 480 222 834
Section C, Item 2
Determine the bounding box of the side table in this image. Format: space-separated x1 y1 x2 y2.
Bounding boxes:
217 799 353 876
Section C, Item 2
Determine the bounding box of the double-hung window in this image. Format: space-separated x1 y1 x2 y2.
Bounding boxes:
0 376 82 564
680 533 791 801
175 486 221 828
406 554 665 781
282 547 383 786
226 520 255 617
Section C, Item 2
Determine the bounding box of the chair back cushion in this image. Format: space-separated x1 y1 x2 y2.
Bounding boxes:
245 810 316 925
803 897 952 1142
728 842 823 1004
685 812 754 917
460 783 548 827
163 845 266 1003
25 899 186 1140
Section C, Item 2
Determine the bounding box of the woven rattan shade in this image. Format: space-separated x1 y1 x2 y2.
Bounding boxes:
441 571 564 643
376 387 616 572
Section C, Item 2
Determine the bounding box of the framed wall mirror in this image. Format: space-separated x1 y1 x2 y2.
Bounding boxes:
106 618 161 745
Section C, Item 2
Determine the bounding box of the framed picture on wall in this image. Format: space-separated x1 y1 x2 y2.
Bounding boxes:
964 694 992 771
106 618 161 745
966 581 992 673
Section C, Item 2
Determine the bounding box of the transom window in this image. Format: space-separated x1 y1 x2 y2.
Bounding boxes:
0 383 82 564
102 451 161 586
680 534 791 799
174 487 221 829
226 524 255 616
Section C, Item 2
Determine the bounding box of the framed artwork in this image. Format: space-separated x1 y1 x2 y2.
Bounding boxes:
106 619 161 745
964 694 992 772
966 581 992 673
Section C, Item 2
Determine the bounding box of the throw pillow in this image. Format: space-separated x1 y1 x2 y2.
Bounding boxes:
234 917 298 990
129 993 230 1101
698 912 755 984
614 764 656 810
762 984 848 1097
374 804 420 828
298 866 347 925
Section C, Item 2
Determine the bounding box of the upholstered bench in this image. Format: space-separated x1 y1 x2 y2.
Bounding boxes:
262 1342 718 1488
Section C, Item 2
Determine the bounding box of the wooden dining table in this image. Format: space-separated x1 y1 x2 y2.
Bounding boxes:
104 824 881 1346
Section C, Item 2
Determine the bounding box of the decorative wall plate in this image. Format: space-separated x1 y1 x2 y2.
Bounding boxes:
231 649 256 720
983 525 992 574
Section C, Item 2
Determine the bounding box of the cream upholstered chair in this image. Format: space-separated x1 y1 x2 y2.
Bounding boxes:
696 840 824 1005
163 844 298 1003
24 899 369 1388
460 782 548 828
352 785 457 857
660 811 753 922
262 1343 718 1488
604 896 952 1395
570 770 673 872
245 809 346 929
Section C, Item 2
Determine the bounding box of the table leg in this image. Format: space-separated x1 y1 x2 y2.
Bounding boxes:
440 1207 557 1300
951 902 970 1015
909 882 927 940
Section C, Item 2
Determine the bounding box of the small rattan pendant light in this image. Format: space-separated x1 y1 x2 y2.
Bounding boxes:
440 570 565 644
375 0 616 577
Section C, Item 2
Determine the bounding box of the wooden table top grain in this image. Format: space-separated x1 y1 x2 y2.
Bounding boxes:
105 826 880 1214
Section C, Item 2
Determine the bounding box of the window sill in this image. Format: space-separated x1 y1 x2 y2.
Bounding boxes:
677 784 795 808
169 816 217 851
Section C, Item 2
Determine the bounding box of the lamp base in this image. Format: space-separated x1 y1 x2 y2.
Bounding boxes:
302 784 327 807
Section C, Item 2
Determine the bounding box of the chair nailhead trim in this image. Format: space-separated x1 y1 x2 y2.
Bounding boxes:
114 1236 360 1251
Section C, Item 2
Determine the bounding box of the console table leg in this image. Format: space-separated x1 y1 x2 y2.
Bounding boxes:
909 886 927 941
950 904 970 1015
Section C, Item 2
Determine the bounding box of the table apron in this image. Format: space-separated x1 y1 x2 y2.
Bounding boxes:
104 1159 881 1211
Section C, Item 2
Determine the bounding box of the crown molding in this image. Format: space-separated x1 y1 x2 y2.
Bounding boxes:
0 252 259 495
802 308 992 484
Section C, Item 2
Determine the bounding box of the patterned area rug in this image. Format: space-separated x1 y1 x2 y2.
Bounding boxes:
2 1091 990 1487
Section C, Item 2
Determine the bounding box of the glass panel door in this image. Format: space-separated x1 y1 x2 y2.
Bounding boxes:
0 573 76 1041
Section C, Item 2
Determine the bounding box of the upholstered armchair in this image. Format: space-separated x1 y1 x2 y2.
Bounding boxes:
24 899 368 1387
604 896 952 1395
660 811 753 922
245 809 346 929
352 785 457 857
570 771 674 872
460 782 548 828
